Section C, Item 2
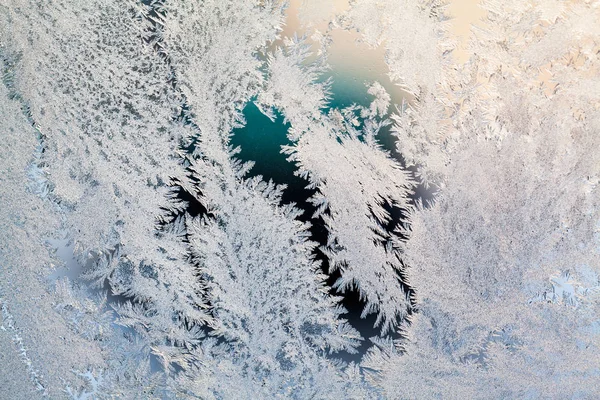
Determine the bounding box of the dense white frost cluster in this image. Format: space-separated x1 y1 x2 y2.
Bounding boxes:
1 0 599 398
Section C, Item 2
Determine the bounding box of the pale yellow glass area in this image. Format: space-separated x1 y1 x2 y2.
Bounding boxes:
281 0 408 104
447 0 486 63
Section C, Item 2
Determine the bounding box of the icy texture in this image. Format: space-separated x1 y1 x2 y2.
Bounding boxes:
1 0 599 398
364 0 600 397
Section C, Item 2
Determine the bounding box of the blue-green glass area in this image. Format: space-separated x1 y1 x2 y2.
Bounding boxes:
230 102 317 215
231 102 293 184
326 71 372 109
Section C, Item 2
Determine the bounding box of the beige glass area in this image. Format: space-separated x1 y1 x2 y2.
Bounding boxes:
276 0 485 104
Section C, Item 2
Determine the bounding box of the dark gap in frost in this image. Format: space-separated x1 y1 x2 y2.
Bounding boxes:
231 101 411 363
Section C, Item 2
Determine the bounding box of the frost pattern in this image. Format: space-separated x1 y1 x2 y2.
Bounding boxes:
362 0 600 397
1 0 599 398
